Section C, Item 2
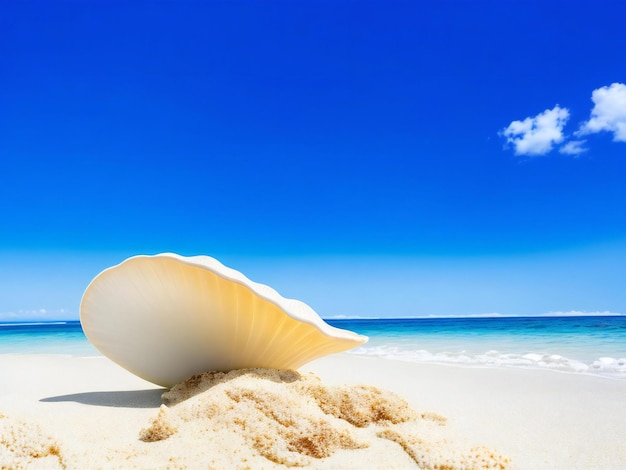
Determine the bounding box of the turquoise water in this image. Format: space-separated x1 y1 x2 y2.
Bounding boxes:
0 321 99 356
327 316 626 378
2 316 625 379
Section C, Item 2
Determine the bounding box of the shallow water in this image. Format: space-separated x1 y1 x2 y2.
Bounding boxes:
0 321 99 356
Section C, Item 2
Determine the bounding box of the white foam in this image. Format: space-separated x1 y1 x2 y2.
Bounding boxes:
351 346 626 379
590 357 626 373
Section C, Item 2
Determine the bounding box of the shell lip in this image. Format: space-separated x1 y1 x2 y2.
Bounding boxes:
79 252 369 345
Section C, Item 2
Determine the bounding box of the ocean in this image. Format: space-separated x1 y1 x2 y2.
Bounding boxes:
328 316 626 379
1 316 625 379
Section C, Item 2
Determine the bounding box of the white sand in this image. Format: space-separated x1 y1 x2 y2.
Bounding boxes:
1 353 625 469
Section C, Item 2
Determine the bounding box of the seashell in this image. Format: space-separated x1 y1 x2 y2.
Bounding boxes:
80 253 367 387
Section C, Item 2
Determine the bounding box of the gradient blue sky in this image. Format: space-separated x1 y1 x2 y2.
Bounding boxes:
2 1 625 321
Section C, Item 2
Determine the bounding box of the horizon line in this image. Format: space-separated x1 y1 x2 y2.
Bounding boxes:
324 311 623 320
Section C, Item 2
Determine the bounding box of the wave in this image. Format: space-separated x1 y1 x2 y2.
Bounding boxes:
351 345 626 379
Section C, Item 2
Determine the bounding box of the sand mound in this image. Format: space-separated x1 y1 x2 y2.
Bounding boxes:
0 369 508 468
0 412 64 469
139 369 510 469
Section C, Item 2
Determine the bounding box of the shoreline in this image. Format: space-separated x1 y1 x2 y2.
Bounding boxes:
348 352 626 382
2 354 626 468
3 348 626 382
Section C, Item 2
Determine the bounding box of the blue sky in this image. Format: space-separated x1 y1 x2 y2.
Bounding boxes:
1 1 625 321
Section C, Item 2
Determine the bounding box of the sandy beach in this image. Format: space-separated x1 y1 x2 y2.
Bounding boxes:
1 353 625 469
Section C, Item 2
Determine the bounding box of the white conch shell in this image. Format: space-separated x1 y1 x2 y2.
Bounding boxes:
80 253 367 387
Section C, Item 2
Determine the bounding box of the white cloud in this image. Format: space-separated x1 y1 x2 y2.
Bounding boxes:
541 310 622 317
559 140 587 155
501 105 570 156
578 82 626 142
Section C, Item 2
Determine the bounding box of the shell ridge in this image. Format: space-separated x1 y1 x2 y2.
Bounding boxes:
157 253 367 344
80 253 368 387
